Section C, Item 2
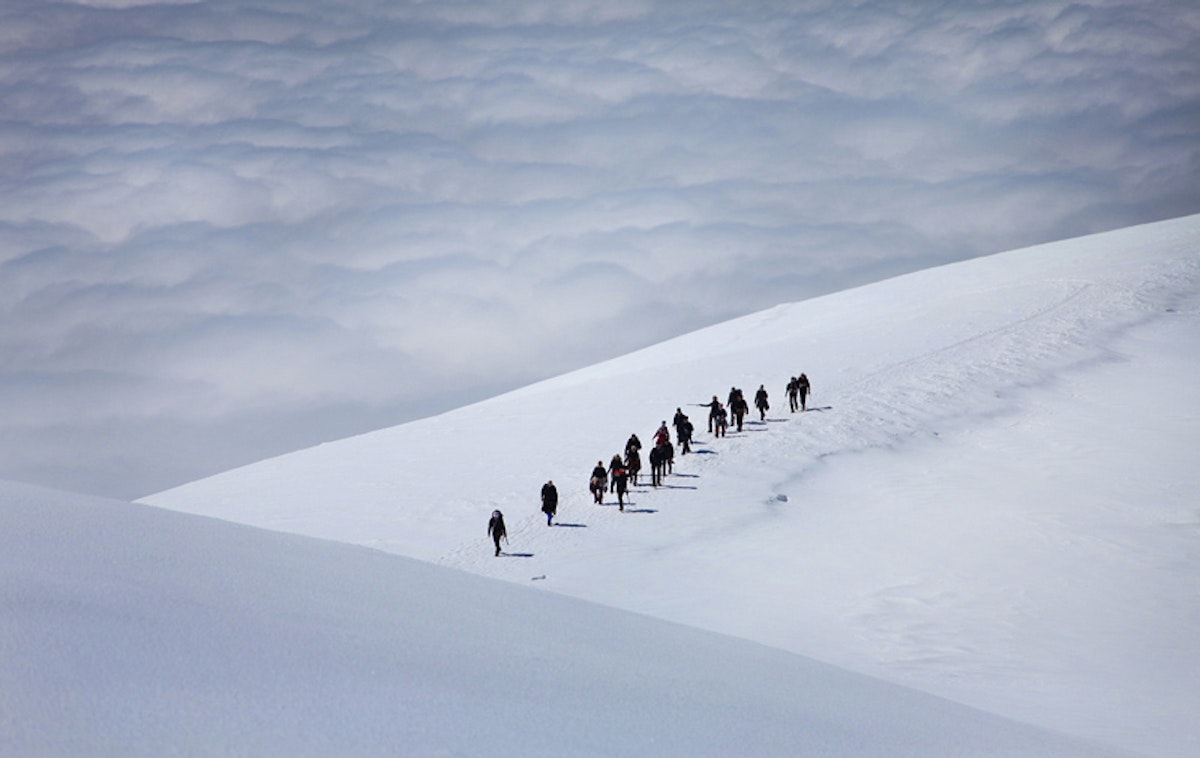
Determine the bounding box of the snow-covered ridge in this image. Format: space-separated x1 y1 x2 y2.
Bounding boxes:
143 213 1200 755
145 215 1197 556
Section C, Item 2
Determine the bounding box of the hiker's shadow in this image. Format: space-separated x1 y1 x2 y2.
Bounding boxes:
623 508 657 514
553 522 587 528
500 552 534 558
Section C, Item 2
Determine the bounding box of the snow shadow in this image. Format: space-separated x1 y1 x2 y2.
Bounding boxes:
553 522 587 528
500 552 534 558
623 508 657 514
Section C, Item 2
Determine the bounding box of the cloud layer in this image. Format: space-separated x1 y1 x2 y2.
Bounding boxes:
2 0 1198 497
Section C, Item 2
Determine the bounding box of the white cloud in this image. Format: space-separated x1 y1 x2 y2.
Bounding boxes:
0 0 1197 498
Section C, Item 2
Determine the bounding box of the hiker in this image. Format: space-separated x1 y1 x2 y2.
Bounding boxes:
672 407 688 438
663 439 675 474
729 388 748 432
654 421 671 447
487 510 507 556
625 433 642 457
696 395 721 432
754 384 769 421
608 453 624 492
626 446 642 487
541 480 558 525
613 463 628 511
787 377 799 412
674 410 694 454
797 373 811 411
589 462 607 504
713 402 728 438
649 443 663 487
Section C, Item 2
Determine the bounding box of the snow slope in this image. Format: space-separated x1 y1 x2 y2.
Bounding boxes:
147 214 1200 756
1 480 1111 757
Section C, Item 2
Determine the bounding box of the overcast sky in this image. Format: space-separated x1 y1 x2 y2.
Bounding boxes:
2 0 1198 499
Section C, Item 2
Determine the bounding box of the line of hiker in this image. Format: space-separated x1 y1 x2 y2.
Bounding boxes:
488 373 813 554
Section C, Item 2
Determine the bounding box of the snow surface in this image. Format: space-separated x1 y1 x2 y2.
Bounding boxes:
145 214 1200 756
9 214 1196 755
2 480 1108 757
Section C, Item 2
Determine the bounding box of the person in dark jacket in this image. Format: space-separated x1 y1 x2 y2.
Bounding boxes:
797 373 811 411
625 433 642 457
754 384 769 421
787 377 799 412
488 510 507 556
613 463 628 511
541 480 558 525
608 453 624 492
648 443 663 487
674 411 693 454
729 388 748 431
626 446 642 487
696 396 721 432
589 462 607 504
672 408 688 445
